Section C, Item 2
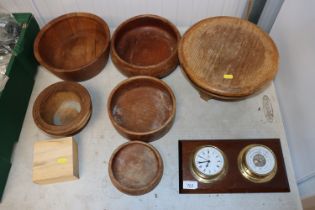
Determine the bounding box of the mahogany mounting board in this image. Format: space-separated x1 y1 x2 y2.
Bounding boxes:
178 139 290 194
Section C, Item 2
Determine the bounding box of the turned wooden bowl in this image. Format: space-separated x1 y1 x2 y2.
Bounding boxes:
111 15 181 78
108 76 176 142
33 81 92 136
108 141 163 195
178 16 279 100
34 12 110 81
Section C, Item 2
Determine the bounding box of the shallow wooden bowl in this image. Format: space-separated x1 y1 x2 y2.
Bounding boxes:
34 12 110 81
33 81 92 136
108 141 163 195
108 76 176 142
179 16 279 99
111 15 181 78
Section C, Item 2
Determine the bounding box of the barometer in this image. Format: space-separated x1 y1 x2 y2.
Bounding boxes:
238 144 277 183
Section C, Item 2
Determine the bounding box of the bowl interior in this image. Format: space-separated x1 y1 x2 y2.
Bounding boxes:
114 16 178 66
110 79 174 133
111 143 159 190
40 91 82 126
38 15 109 70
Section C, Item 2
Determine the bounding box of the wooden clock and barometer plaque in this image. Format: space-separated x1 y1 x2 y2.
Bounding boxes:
178 139 290 194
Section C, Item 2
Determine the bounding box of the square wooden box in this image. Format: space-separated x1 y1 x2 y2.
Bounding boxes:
32 137 79 184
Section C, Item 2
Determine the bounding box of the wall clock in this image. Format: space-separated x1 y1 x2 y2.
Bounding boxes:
190 146 227 183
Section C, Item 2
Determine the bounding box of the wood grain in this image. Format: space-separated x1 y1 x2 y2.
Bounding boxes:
34 12 110 81
108 141 163 195
179 16 279 99
179 139 290 194
32 137 79 185
107 76 176 142
111 15 181 78
33 81 92 136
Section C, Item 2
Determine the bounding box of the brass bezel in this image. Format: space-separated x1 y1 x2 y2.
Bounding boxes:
238 144 277 183
190 145 228 184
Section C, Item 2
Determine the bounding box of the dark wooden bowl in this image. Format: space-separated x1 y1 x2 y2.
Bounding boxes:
34 12 110 81
108 76 176 142
111 15 181 78
33 81 92 136
108 141 163 195
178 16 279 99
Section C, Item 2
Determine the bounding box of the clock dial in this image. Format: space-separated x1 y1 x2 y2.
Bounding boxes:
238 144 277 183
191 146 227 183
245 146 276 176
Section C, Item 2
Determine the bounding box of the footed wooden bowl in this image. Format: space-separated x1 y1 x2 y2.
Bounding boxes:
33 81 92 136
179 16 279 100
108 141 163 195
34 12 110 81
111 15 181 78
108 76 176 142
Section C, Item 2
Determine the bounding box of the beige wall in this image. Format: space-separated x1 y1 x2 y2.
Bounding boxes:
0 0 249 27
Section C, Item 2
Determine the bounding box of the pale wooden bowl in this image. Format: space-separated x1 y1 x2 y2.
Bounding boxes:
179 16 279 100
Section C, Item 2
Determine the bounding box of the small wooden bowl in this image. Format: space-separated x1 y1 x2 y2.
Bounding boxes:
108 76 176 142
34 12 110 81
108 141 163 195
179 16 279 99
33 81 92 136
111 15 181 78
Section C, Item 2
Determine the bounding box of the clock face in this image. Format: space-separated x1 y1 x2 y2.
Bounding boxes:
193 146 225 177
245 146 276 176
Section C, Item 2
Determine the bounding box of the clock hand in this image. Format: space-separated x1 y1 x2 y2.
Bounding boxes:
198 155 208 161
198 160 210 164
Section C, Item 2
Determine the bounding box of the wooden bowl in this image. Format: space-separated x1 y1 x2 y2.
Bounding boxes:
34 12 110 81
179 16 279 99
108 76 176 142
108 141 163 195
33 81 92 136
111 15 181 78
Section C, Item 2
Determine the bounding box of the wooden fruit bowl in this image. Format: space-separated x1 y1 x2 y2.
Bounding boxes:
33 81 92 136
108 76 176 142
179 16 279 100
111 15 181 78
34 12 110 81
108 141 163 195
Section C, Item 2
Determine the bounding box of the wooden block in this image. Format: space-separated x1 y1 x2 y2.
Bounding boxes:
32 137 79 184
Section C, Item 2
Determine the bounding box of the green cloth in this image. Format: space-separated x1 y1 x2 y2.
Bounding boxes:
0 13 39 160
0 157 11 202
0 13 39 202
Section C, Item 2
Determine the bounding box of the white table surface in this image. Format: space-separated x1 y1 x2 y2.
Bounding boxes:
0 32 302 210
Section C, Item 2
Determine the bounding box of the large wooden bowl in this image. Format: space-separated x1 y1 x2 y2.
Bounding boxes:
111 15 181 78
108 76 176 142
179 16 279 99
34 12 110 81
33 81 92 136
108 141 163 195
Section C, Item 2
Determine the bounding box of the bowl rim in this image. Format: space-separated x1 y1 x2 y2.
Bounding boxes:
107 75 176 137
178 16 279 98
32 81 92 136
111 14 181 70
34 12 110 73
108 140 163 195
